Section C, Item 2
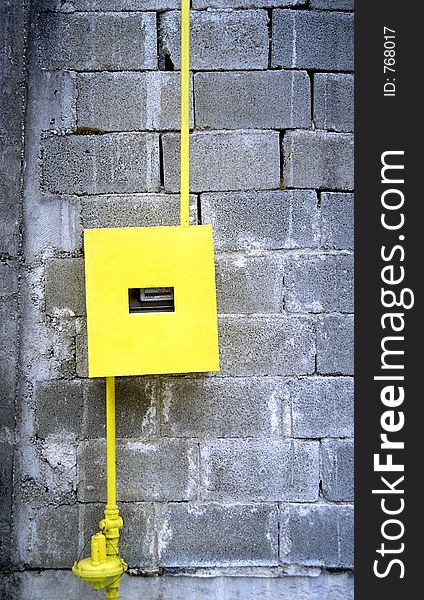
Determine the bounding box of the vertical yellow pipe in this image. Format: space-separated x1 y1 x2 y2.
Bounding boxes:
106 376 117 507
180 0 190 227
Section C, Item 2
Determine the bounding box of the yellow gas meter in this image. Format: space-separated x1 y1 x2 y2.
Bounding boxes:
84 224 219 377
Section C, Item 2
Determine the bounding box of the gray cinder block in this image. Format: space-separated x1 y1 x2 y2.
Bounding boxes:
77 439 198 502
156 503 278 566
280 504 354 567
283 131 354 190
159 10 269 70
200 440 319 501
42 133 160 195
218 316 315 376
194 70 310 130
272 10 354 71
36 12 157 71
321 192 354 250
44 258 85 316
162 131 280 193
285 254 354 313
287 377 354 438
160 377 284 438
77 72 193 132
314 73 354 132
317 315 354 375
201 190 320 251
321 438 354 501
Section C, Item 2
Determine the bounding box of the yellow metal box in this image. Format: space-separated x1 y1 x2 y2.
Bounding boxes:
84 225 220 377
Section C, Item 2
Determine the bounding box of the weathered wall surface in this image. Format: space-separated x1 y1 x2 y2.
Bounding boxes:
1 0 354 598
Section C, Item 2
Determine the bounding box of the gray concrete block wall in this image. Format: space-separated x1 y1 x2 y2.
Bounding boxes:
1 0 354 596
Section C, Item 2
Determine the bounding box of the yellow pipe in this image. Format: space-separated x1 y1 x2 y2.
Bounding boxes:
180 0 190 227
106 376 117 507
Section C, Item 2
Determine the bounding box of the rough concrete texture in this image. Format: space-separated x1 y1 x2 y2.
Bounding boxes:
73 1 180 9
81 194 197 230
317 315 354 375
321 192 354 250
195 70 311 130
201 190 320 251
314 73 354 132
194 1 306 7
0 571 354 600
272 10 354 71
162 130 280 192
44 257 85 316
160 377 284 438
42 133 160 195
287 377 354 438
215 254 284 313
201 440 319 501
280 504 353 567
284 254 354 313
218 316 315 376
36 12 157 71
78 438 198 502
283 131 354 190
311 0 354 9
77 72 194 132
321 438 354 501
159 10 269 70
1 0 354 595
156 503 278 566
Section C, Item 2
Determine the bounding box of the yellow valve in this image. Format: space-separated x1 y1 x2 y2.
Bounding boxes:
73 378 127 597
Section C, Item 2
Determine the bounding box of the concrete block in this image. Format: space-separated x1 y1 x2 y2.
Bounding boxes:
317 315 354 375
201 440 319 501
78 439 197 502
194 70 310 130
73 1 180 8
0 2 26 256
81 502 155 569
156 503 278 566
42 133 160 195
285 254 354 313
77 72 193 132
272 10 354 71
82 377 158 438
283 131 354 190
287 377 353 438
0 300 18 431
215 254 284 314
160 377 284 438
45 257 85 316
25 195 82 259
159 10 269 70
0 262 18 297
314 73 354 132
36 12 157 71
280 504 353 567
321 438 354 501
0 442 13 517
310 0 354 9
1 571 355 600
218 316 315 376
18 503 79 568
163 131 280 193
81 194 197 230
321 192 354 250
75 317 88 378
35 380 83 438
194 0 305 6
201 190 319 251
